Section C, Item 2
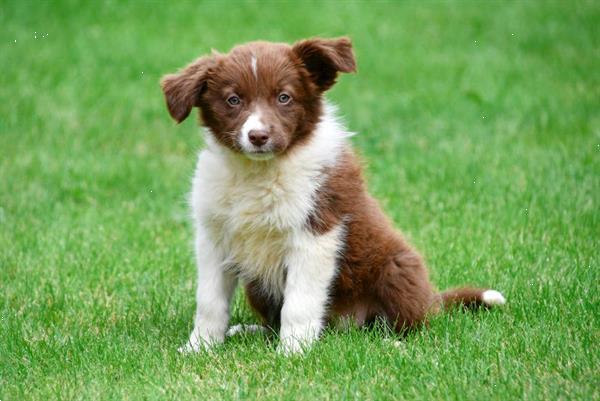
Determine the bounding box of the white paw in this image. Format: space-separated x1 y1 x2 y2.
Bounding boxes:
177 338 211 354
482 289 506 306
226 324 267 337
277 336 309 356
177 330 222 354
177 341 200 354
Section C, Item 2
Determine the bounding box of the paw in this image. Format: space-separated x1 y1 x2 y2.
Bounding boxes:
177 338 211 354
226 324 267 337
177 341 202 354
277 336 308 356
177 329 222 354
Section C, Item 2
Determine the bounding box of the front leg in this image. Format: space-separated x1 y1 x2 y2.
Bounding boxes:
278 226 344 354
179 227 237 353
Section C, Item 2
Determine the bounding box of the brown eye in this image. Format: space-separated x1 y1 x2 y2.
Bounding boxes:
227 95 241 106
277 93 291 105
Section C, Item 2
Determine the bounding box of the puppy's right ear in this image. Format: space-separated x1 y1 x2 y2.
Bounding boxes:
160 56 214 123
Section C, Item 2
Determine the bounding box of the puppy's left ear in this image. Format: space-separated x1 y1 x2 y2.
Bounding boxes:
160 55 214 123
292 37 356 91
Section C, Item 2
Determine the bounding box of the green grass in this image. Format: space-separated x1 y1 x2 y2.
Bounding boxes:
1 1 598 400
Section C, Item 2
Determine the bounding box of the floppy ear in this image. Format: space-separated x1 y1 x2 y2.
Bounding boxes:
160 56 214 123
292 37 356 91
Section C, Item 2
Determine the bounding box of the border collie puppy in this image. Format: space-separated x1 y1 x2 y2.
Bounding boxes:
161 37 505 354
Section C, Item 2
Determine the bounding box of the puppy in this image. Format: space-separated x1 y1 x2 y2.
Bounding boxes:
161 37 505 354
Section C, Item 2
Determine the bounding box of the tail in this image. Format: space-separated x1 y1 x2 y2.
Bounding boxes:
438 287 506 310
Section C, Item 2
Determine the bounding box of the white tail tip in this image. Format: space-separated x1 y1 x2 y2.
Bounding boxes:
482 290 506 306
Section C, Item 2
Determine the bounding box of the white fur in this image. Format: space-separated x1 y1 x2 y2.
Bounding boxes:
239 110 266 153
226 324 267 337
482 289 506 306
178 228 238 353
181 105 352 353
251 56 257 78
278 224 345 354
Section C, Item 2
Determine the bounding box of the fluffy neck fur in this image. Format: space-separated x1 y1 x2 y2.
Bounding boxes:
193 103 352 298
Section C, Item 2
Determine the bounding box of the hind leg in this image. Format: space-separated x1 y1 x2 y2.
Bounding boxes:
244 279 282 331
375 251 435 333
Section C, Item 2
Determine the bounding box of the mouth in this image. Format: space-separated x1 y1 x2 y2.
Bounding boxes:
245 150 275 161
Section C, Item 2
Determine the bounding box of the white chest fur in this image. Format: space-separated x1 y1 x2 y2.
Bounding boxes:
190 106 351 298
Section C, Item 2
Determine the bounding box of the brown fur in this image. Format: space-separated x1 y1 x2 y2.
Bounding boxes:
161 37 501 338
243 146 492 333
305 148 434 329
439 287 492 309
245 279 283 330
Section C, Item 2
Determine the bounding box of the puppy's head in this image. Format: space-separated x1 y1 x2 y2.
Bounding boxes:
161 38 356 160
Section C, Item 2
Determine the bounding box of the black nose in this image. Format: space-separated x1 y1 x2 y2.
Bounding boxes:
248 130 269 147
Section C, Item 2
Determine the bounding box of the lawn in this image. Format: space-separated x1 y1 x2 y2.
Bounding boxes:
1 1 598 400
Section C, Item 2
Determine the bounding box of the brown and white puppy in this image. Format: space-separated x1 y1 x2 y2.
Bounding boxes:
161 38 505 354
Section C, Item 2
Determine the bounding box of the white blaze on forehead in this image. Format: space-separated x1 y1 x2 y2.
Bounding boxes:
251 56 258 78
